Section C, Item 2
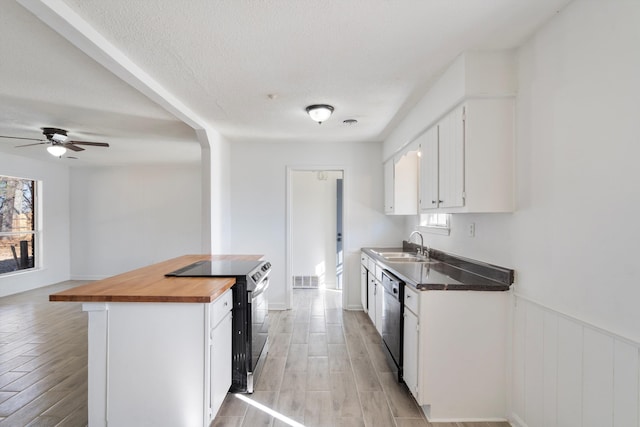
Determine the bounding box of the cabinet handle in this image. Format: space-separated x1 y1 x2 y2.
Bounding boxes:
407 294 411 299
431 200 436 204
439 200 444 203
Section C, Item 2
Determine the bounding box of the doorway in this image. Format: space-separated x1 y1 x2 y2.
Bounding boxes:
286 168 345 309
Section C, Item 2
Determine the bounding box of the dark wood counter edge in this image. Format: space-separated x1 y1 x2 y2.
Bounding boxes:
362 247 513 291
49 254 262 303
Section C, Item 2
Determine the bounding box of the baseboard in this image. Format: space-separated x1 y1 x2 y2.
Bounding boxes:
269 303 287 311
70 275 107 281
346 304 364 311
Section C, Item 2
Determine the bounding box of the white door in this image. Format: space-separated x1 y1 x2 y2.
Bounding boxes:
210 312 232 419
438 106 465 208
383 160 394 213
419 126 439 211
403 309 419 397
360 265 368 313
367 276 376 324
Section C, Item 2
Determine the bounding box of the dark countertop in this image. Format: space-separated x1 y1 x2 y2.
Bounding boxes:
362 246 513 291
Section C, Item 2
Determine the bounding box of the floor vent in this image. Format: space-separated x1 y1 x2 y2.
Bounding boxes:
292 275 319 289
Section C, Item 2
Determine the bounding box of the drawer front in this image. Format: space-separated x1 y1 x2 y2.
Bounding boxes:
211 289 233 328
404 285 419 314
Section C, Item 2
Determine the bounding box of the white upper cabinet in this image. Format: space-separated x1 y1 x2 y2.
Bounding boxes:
437 106 465 209
418 126 439 211
419 98 514 213
384 150 418 215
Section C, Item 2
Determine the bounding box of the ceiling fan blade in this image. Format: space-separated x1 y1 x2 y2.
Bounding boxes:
0 135 44 142
15 142 47 148
63 143 85 152
68 140 110 147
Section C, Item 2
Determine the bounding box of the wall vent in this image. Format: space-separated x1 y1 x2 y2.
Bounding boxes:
292 275 319 289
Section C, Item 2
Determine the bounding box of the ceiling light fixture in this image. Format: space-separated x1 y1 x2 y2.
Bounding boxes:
47 145 67 157
305 104 334 124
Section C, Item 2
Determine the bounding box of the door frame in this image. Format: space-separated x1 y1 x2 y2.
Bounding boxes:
285 166 347 310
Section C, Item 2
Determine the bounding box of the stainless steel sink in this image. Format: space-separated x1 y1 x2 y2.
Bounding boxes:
374 251 432 263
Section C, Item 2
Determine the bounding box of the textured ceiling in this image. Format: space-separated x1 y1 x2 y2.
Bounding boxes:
0 0 572 165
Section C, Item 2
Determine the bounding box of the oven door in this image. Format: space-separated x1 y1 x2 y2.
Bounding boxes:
248 277 269 391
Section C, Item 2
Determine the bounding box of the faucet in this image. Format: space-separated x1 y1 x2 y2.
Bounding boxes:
409 231 428 258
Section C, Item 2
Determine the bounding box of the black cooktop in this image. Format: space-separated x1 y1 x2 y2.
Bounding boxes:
165 260 262 277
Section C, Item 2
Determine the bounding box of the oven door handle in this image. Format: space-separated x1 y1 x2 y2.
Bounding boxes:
251 277 270 298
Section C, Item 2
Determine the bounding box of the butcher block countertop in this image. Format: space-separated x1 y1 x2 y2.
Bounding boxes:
49 254 263 304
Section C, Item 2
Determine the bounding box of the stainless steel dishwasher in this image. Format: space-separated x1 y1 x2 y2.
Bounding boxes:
381 269 404 382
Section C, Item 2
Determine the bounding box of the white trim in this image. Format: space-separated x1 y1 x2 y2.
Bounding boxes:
418 225 450 236
285 166 347 311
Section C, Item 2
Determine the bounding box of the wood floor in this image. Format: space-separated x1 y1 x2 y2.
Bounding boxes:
0 281 88 426
0 282 511 427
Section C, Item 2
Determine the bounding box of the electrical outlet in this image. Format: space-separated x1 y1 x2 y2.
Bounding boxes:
467 222 475 237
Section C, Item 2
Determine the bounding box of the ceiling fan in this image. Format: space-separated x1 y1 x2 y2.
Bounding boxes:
0 127 110 157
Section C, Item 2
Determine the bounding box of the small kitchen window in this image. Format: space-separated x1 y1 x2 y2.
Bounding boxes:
0 175 37 275
419 213 450 236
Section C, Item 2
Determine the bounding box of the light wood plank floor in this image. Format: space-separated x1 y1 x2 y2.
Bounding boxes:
212 288 511 427
0 282 511 427
0 281 88 426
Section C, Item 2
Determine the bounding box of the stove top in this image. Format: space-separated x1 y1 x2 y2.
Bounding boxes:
165 260 263 278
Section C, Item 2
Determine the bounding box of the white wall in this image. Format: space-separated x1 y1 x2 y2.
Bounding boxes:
69 163 203 279
229 140 404 310
0 153 70 297
393 1 640 425
291 170 342 286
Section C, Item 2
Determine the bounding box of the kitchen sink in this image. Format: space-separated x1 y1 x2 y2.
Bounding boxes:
374 251 432 263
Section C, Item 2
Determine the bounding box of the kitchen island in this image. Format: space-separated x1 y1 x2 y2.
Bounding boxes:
51 254 262 427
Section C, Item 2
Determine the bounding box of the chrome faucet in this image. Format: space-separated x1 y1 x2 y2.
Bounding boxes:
409 231 428 258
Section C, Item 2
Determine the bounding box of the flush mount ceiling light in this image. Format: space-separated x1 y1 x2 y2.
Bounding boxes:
305 104 334 124
47 144 67 157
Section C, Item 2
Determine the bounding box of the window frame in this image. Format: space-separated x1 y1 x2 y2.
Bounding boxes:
0 175 39 276
418 213 451 236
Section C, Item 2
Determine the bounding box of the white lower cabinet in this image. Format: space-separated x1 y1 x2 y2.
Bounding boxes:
210 310 232 420
367 274 376 325
402 290 419 396
83 288 233 427
374 278 383 335
403 288 509 422
360 254 369 312
366 265 384 334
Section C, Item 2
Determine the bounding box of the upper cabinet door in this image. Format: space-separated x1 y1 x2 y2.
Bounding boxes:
438 106 465 209
419 126 439 212
383 160 394 213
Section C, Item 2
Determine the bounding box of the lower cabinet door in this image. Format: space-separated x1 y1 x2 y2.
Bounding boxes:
367 277 376 324
403 309 419 397
210 311 232 419
361 265 368 313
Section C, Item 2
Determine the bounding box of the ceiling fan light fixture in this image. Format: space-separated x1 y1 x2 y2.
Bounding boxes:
306 104 334 124
51 132 68 143
47 145 67 157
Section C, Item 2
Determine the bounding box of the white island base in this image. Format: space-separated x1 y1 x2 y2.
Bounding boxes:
83 289 232 427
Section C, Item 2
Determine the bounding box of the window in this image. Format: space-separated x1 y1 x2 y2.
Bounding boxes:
419 213 450 235
0 176 36 275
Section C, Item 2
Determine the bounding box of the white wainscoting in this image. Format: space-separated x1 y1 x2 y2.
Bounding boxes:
511 295 639 427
